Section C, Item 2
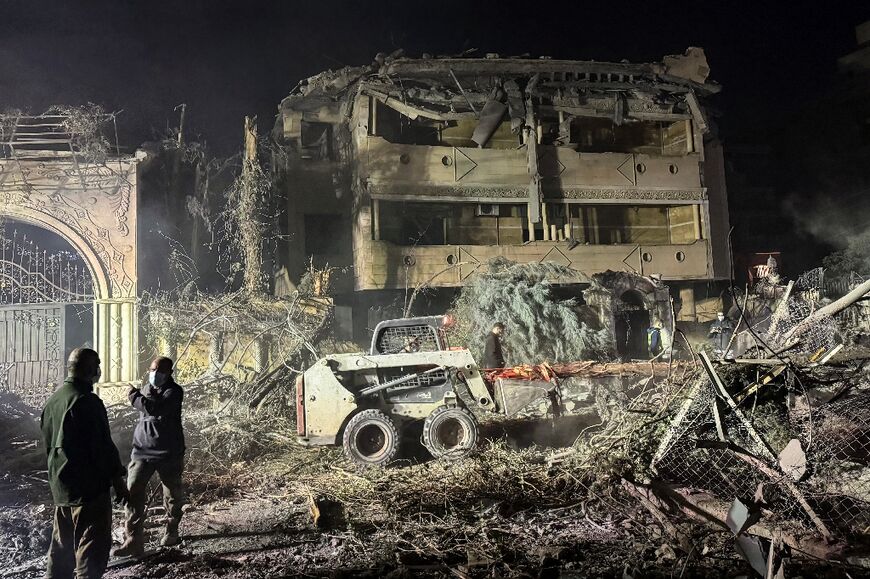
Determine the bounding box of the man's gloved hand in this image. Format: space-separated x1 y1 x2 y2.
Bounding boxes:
112 475 131 507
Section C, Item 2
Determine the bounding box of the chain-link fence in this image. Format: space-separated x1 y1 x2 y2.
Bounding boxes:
652 374 870 538
769 268 835 355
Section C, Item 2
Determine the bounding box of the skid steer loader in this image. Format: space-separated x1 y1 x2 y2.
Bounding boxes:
295 316 555 466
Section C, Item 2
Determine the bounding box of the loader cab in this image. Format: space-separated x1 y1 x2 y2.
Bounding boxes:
370 316 448 355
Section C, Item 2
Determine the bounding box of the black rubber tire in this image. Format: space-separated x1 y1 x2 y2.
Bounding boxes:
342 409 400 467
422 405 479 460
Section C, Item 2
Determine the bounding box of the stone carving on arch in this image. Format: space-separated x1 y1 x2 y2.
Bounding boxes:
586 270 675 357
0 154 143 384
0 156 141 300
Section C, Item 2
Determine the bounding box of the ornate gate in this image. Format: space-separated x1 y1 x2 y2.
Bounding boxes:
0 229 94 406
1 110 141 392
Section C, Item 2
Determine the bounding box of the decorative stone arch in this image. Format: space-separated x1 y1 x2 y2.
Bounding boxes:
0 154 143 384
585 271 675 358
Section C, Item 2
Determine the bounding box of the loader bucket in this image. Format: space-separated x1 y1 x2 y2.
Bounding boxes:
493 378 558 417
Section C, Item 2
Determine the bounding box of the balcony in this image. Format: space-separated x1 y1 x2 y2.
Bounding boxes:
362 137 705 204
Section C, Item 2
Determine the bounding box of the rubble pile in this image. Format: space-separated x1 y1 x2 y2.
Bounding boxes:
3 268 869 576
646 356 870 567
261 353 870 575
286 441 662 575
4 352 870 576
0 391 42 477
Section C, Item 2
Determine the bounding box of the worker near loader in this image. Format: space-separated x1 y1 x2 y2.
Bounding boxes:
113 357 185 558
483 322 506 368
41 347 129 579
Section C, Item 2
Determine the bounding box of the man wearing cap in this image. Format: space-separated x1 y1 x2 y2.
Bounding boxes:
41 347 129 578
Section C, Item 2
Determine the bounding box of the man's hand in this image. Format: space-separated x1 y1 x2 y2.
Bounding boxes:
112 475 130 507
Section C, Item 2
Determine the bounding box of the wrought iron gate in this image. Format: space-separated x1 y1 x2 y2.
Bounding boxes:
0 228 93 406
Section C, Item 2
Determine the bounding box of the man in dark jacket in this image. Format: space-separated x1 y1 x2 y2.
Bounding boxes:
41 347 129 579
113 357 185 558
482 322 506 369
708 311 734 358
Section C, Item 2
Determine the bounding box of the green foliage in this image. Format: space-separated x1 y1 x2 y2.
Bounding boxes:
449 258 613 364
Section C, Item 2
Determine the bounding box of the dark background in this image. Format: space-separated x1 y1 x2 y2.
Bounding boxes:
1 0 869 277
0 0 866 153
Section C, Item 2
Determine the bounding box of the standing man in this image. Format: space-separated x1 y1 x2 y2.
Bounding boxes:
483 322 506 369
708 311 734 358
113 357 185 558
41 347 129 579
646 323 663 359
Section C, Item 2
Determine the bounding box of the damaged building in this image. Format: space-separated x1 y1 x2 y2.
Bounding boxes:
274 48 731 343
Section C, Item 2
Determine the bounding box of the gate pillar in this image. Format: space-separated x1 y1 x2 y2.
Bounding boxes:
94 298 139 383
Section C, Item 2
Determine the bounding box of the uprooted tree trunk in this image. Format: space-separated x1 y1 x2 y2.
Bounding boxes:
240 116 267 295
783 278 870 347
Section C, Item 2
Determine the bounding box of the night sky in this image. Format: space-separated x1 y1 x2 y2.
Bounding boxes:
1 0 867 155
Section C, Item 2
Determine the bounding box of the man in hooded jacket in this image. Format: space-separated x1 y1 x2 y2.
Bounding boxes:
41 347 129 578
113 356 185 558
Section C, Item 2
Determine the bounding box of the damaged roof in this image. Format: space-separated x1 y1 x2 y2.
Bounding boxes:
279 47 720 118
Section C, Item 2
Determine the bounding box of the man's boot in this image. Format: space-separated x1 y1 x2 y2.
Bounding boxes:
160 527 180 547
112 536 145 558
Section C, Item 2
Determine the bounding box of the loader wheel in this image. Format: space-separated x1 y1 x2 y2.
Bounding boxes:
422 405 478 460
342 409 399 467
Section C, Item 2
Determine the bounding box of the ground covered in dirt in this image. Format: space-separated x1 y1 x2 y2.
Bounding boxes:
4 354 870 578
3 410 864 578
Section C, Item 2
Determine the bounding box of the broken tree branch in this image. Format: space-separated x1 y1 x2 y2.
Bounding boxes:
782 278 870 346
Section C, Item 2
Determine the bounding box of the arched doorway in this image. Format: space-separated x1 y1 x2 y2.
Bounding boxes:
0 222 96 405
615 289 650 361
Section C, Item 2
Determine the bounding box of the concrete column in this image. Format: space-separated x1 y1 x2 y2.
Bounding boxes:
678 286 697 323
542 203 550 241
93 297 139 384
93 300 110 379
652 290 675 359
372 199 380 241
109 302 121 382
122 300 136 381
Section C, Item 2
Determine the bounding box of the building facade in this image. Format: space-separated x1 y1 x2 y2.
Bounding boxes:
274 49 731 338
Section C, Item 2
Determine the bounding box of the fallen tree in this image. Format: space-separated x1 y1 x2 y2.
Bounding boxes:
448 259 613 364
